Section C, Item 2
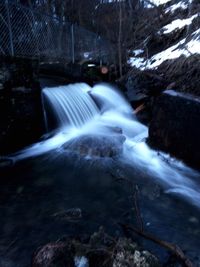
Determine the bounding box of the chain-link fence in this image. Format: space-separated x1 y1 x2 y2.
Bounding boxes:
0 0 114 64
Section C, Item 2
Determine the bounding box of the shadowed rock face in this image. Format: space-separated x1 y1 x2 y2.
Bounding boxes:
148 90 200 169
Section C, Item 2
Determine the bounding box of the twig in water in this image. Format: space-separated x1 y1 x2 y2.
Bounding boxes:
110 172 144 232
133 185 144 233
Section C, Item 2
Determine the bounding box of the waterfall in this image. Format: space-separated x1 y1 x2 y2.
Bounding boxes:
43 83 99 129
12 82 200 208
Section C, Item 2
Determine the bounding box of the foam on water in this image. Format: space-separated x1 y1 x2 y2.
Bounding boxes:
12 83 200 208
90 83 133 113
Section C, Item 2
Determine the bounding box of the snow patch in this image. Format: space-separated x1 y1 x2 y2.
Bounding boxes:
159 14 198 34
148 0 172 6
128 57 146 69
165 1 188 13
133 49 144 56
186 39 200 54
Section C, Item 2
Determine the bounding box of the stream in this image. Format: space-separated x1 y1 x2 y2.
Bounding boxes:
0 82 200 267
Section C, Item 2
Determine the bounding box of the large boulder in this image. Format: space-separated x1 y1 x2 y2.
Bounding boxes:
148 90 200 169
123 70 167 104
63 132 126 158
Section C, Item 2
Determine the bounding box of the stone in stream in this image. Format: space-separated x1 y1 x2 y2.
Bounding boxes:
32 241 75 267
52 208 82 222
113 249 160 267
148 90 200 169
32 229 161 267
63 131 126 158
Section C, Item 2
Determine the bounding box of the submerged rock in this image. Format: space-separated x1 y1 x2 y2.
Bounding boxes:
63 133 126 158
32 241 75 267
32 229 161 267
52 208 82 222
113 249 160 267
148 90 200 169
112 238 161 267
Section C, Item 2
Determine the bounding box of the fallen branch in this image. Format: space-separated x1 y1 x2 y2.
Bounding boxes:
134 103 145 114
119 223 194 267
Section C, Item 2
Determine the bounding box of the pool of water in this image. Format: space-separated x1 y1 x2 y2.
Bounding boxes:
0 149 200 267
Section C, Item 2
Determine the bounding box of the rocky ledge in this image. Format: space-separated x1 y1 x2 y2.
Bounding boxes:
148 90 200 169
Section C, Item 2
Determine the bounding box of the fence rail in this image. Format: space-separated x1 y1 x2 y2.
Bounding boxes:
0 0 114 64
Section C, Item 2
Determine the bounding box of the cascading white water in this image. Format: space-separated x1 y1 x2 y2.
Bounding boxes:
13 83 200 208
43 83 99 128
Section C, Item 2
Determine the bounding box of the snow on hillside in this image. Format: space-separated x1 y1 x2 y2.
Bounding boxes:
148 0 172 6
159 14 198 34
129 29 200 70
129 0 200 70
165 1 188 13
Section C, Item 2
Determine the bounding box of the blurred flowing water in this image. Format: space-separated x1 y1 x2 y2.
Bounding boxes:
14 83 200 208
0 83 200 267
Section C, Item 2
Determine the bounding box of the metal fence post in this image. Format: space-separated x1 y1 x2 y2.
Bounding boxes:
98 36 102 67
71 24 75 63
5 0 14 56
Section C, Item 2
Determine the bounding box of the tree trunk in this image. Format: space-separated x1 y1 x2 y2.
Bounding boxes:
118 2 123 78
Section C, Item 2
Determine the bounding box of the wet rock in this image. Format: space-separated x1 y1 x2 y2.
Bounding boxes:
119 70 167 124
113 249 160 267
123 70 166 103
52 208 82 222
148 90 200 169
32 241 75 267
63 134 126 158
111 237 161 267
125 77 147 103
89 226 110 247
32 230 161 267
